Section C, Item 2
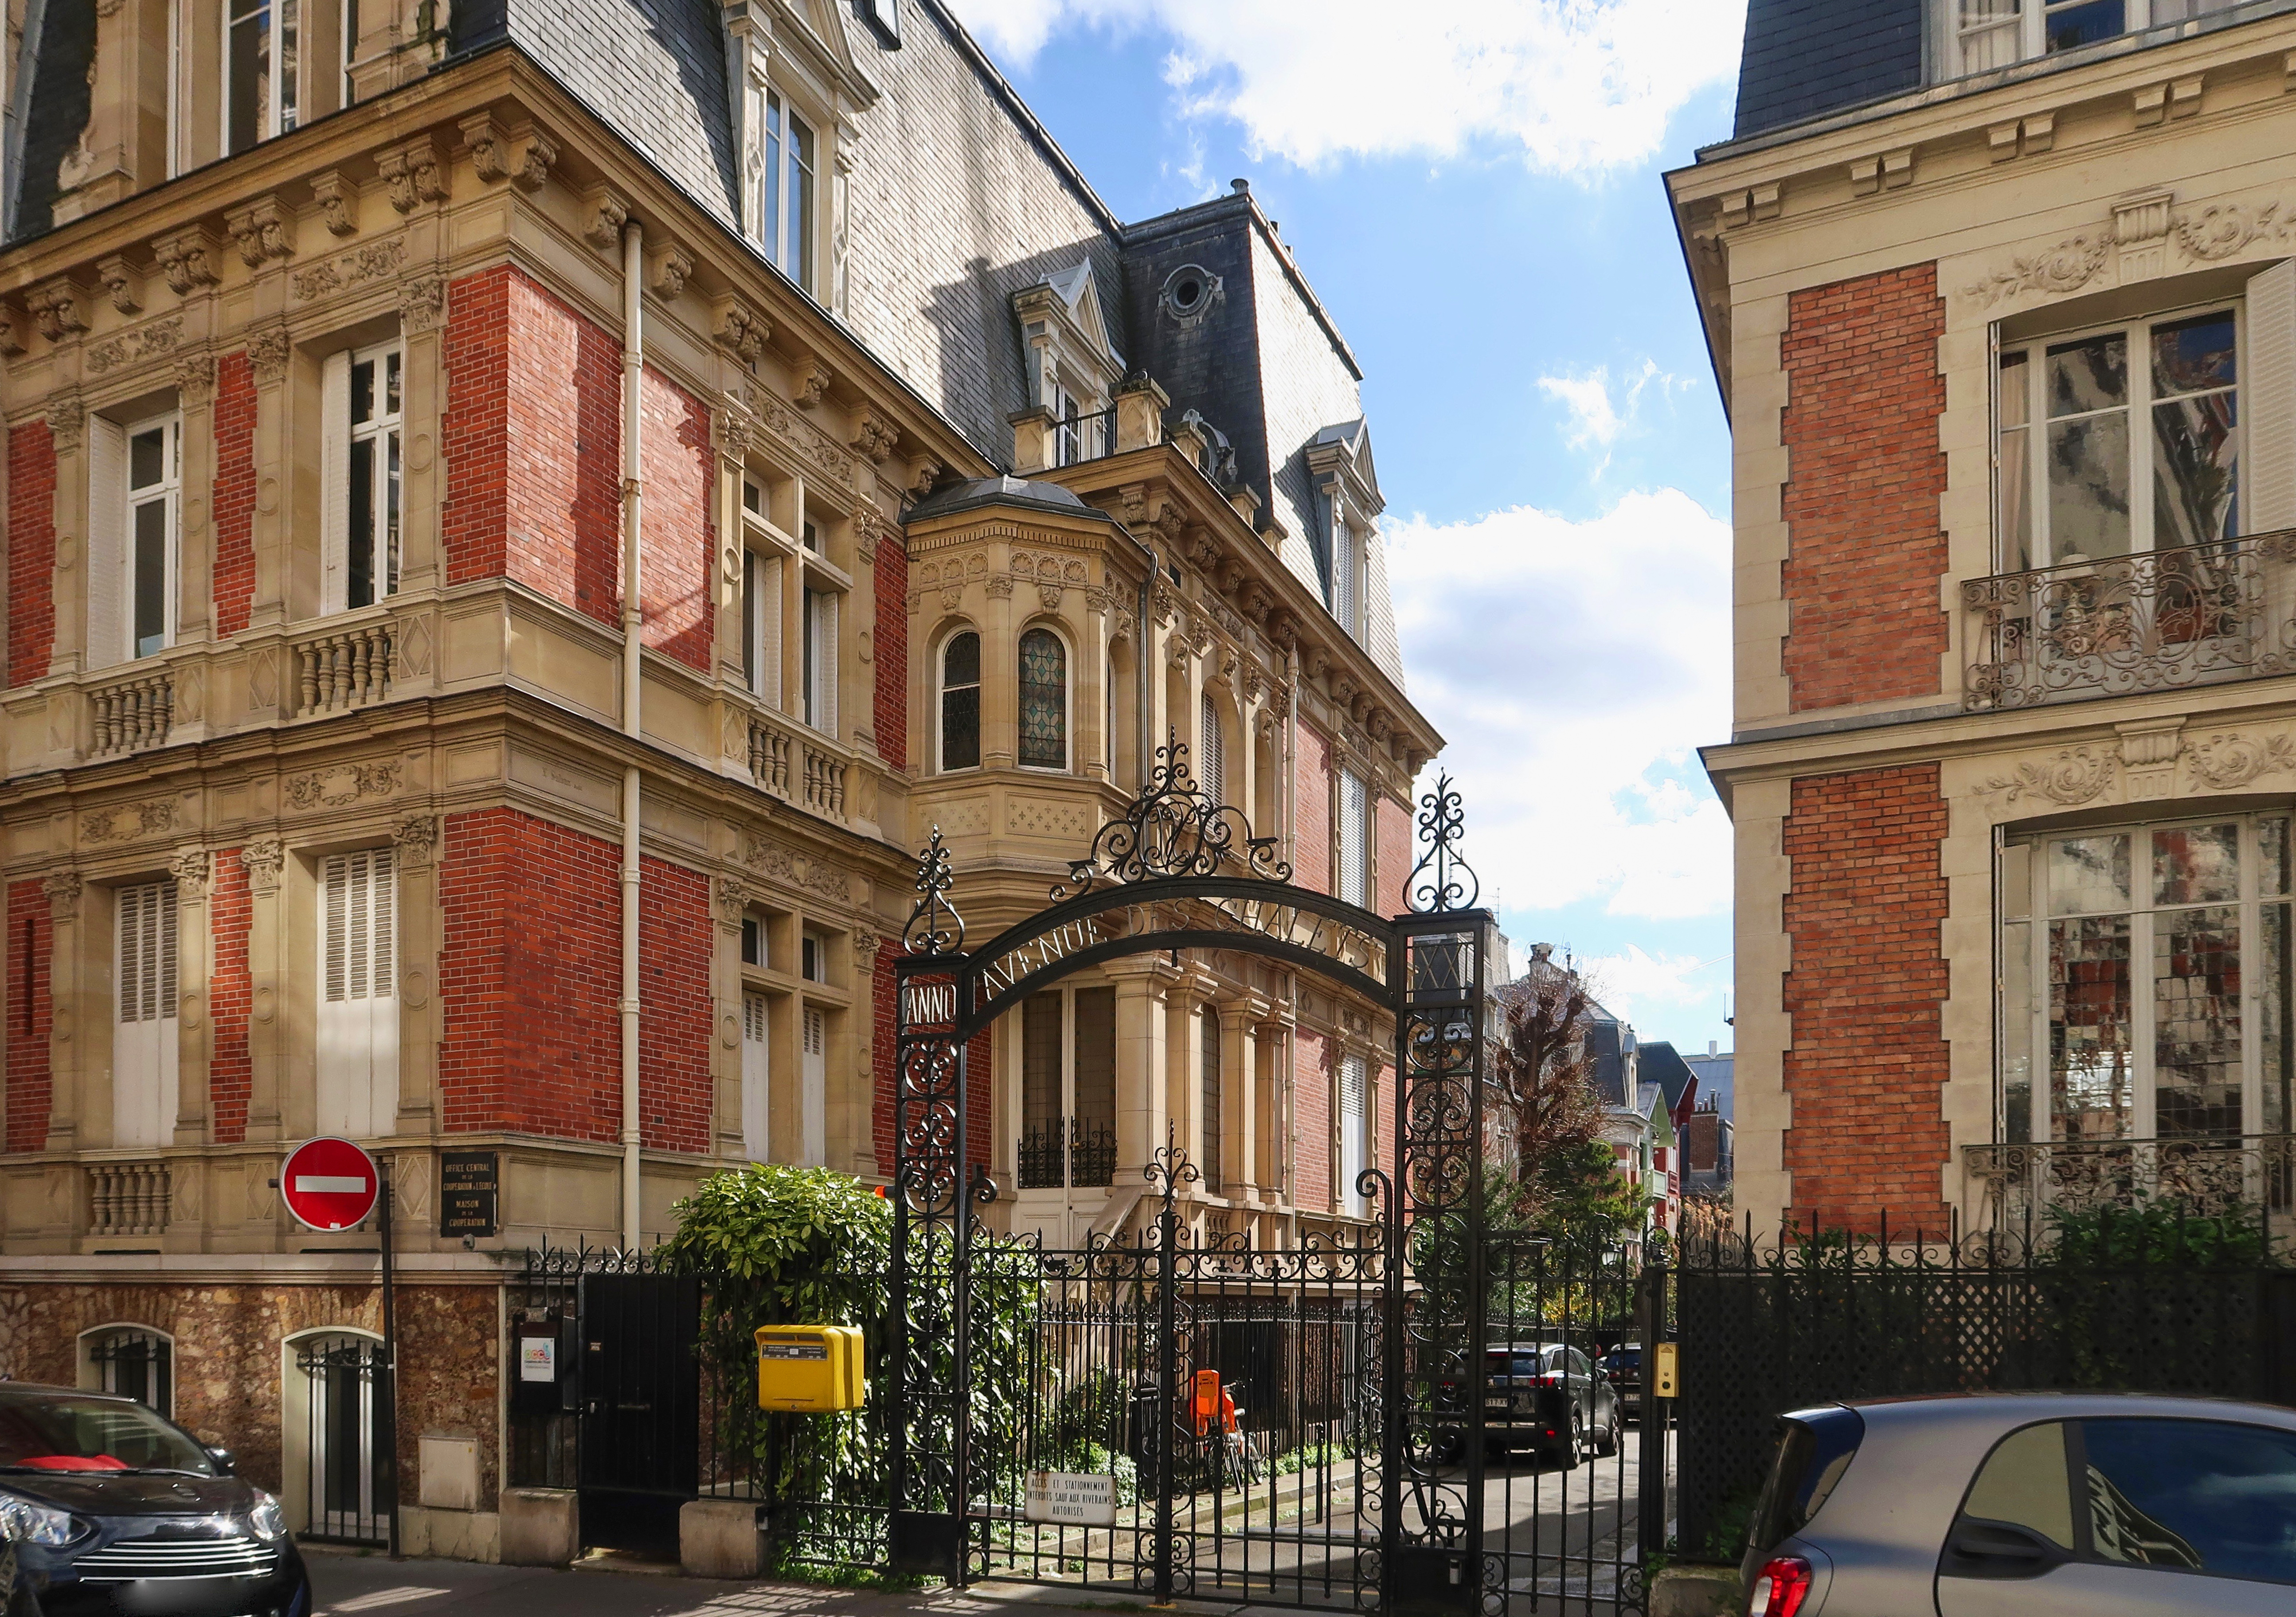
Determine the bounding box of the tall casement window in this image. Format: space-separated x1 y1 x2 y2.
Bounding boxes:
226 0 300 154
1338 1052 1369 1218
89 415 183 666
940 631 981 771
1997 307 2239 570
763 90 816 294
802 588 838 736
1999 814 2293 1145
114 880 180 1150
1019 628 1068 770
742 548 782 703
1199 1008 1224 1193
1940 1 2238 78
322 342 404 612
799 1005 826 1168
1017 986 1117 1191
317 848 397 1140
1331 510 1363 640
1049 380 1103 467
741 992 770 1163
1198 691 1225 801
1338 768 1369 908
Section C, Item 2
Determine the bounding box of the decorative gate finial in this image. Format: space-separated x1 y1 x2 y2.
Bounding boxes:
1406 771 1480 914
902 827 966 955
1053 729 1291 899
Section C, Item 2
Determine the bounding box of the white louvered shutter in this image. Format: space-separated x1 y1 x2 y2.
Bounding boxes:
742 992 771 1162
319 349 352 613
820 592 839 742
87 416 128 670
1338 1054 1367 1218
759 556 783 708
2246 261 2296 534
1338 769 1368 907
318 849 398 1138
801 1005 826 1167
1199 691 1224 801
114 880 180 1149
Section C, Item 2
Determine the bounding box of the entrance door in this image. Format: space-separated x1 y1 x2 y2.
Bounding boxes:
578 1273 701 1555
297 1333 386 1544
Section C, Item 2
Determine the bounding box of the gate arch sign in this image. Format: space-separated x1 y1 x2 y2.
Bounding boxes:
888 738 1498 1613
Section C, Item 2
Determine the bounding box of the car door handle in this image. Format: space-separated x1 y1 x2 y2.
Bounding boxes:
1940 1519 2070 1581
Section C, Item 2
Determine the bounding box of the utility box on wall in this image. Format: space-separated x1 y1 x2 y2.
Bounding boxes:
755 1325 864 1411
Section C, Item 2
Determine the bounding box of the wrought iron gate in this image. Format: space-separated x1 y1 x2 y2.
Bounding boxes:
576 1267 701 1555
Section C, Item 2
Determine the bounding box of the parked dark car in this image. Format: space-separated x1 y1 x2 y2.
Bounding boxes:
1599 1345 1642 1420
1476 1342 1619 1468
0 1382 309 1617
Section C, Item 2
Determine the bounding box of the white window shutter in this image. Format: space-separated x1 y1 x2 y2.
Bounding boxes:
742 992 771 1162
821 591 839 741
87 416 127 669
801 1006 826 1167
760 557 783 708
2246 260 2296 534
113 880 179 1149
320 349 352 613
318 849 397 1137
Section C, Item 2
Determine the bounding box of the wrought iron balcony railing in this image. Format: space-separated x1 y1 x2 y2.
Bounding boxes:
1964 1134 2296 1224
1016 1116 1118 1191
1962 532 2296 711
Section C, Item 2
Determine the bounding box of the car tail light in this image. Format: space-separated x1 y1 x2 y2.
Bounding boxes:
1748 1557 1812 1617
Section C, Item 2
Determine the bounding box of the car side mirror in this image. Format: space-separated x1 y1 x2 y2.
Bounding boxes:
205 1446 236 1476
1940 1518 2068 1582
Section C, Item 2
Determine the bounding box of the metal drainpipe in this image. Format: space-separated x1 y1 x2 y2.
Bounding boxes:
1282 644 1299 1208
619 220 645 1251
1136 562 1153 784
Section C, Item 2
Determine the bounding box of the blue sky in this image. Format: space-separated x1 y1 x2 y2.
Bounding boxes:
946 0 1747 1054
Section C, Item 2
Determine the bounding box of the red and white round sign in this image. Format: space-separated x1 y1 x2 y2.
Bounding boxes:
281 1137 380 1232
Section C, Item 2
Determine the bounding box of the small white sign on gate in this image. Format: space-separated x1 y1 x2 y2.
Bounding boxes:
1025 1469 1118 1526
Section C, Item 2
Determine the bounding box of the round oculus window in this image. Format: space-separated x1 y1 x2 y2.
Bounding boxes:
1159 264 1222 327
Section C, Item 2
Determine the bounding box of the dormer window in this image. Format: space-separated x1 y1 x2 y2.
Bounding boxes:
1938 0 2238 79
763 90 817 294
227 0 301 154
1014 265 1124 474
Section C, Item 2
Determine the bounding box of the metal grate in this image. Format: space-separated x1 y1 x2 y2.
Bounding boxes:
77 1530 275 1581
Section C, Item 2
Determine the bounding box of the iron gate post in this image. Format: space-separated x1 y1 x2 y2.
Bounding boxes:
1154 1158 1180 1603
1637 1247 1669 1571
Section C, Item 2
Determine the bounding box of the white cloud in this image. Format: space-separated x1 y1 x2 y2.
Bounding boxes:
1537 359 1687 465
1574 945 1729 1030
1385 488 1732 922
948 0 1748 175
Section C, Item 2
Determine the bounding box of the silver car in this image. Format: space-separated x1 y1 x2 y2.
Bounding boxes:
1741 1392 2296 1616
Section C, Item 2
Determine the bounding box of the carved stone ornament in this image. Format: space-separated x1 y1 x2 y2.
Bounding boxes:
85 316 182 378
392 812 439 866
174 352 217 405
648 243 694 301
375 137 447 212
461 114 557 191
1962 234 2109 308
285 762 403 810
46 392 86 454
223 196 296 267
849 406 897 463
794 358 831 408
246 327 292 387
907 458 941 500
583 186 630 250
81 799 177 843
43 870 82 917
151 227 222 295
169 848 211 899
399 276 447 334
985 574 1015 600
309 171 360 236
96 254 142 314
1984 746 2117 805
293 238 406 301
852 924 882 963
239 838 286 893
26 278 88 342
853 503 885 564
2171 201 2284 262
1038 584 1063 611
0 306 24 357
2189 732 2296 791
711 296 768 360
741 835 853 904
714 876 753 929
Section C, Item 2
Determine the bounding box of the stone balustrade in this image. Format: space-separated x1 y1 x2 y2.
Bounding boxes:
88 1160 172 1238
88 668 174 758
296 620 395 716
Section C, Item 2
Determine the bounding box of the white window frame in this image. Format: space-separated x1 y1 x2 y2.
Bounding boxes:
1017 624 1072 773
1014 983 1119 1194
126 414 182 664
316 847 398 1140
743 543 783 705
90 413 184 669
1995 298 2244 571
741 989 771 1163
762 87 818 295
1936 0 2241 80
2001 810 2292 1145
113 879 180 1151
224 0 301 155
939 626 983 774
802 584 839 737
321 340 404 614
799 1003 827 1168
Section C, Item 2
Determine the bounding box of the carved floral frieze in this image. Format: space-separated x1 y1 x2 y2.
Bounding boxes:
1984 746 2117 805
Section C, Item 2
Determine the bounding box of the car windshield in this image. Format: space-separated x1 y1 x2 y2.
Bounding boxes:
0 1395 215 1474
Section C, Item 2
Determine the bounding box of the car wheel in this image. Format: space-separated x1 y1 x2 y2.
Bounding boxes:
1553 1412 1583 1471
1594 1405 1620 1457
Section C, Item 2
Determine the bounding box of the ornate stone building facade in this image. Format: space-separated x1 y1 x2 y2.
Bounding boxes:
1676 0 2296 1235
0 0 1436 1558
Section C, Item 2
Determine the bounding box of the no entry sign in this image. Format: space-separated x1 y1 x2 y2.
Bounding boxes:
281 1137 380 1231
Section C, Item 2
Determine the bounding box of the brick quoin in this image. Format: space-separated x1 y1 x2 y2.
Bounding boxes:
637 855 713 1153
874 526 909 770
1376 793 1410 918
5 880 51 1152
637 368 715 673
442 268 620 629
208 851 252 1144
1780 263 1948 713
1782 762 1952 1230
211 352 257 637
438 808 621 1142
1293 723 1332 895
8 421 56 688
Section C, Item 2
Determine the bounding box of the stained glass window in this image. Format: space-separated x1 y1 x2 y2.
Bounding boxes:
1020 629 1067 770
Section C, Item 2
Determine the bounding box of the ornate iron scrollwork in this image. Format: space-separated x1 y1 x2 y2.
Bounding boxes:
1054 732 1290 899
903 826 966 956
1406 771 1479 914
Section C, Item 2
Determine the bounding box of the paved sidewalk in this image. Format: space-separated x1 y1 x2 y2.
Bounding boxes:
308 1551 1271 1617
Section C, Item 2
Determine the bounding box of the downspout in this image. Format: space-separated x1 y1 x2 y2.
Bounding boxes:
1282 643 1299 1209
620 220 645 1251
1136 560 1153 785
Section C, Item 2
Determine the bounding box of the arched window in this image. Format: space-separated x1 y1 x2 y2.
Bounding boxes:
941 630 980 771
1199 691 1225 801
1019 628 1067 770
81 1325 173 1415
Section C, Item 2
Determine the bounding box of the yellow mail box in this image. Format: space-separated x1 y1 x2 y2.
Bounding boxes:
755 1325 865 1412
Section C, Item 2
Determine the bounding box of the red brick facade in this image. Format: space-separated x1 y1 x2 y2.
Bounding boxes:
7 421 55 689
636 368 715 673
873 525 908 769
1292 723 1331 894
636 855 712 1153
1376 793 1410 918
1781 763 1952 1228
4 880 50 1152
1293 1026 1330 1210
211 352 257 637
208 850 252 1144
1779 264 1948 713
442 268 622 629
